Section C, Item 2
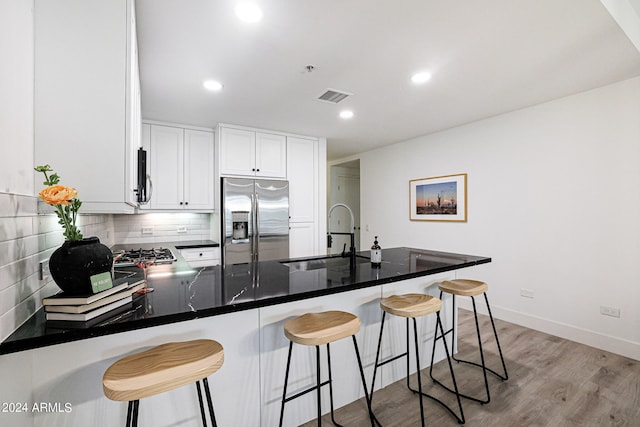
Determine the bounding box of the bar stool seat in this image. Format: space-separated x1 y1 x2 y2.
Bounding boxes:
284 310 360 346
439 279 488 297
380 293 442 318
103 339 223 427
431 279 508 405
371 294 464 425
279 310 375 427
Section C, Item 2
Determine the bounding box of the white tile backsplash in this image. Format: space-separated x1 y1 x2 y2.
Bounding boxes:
0 192 115 342
113 212 213 244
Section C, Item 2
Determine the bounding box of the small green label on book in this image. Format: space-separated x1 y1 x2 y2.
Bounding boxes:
90 272 113 293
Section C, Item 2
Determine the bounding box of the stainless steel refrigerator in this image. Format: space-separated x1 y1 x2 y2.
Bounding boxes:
221 177 289 266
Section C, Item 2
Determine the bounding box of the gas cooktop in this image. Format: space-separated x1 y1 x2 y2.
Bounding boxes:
112 247 177 267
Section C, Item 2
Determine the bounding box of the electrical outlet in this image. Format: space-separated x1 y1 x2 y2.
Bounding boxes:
177 226 187 234
141 226 154 235
39 260 50 281
600 306 620 318
520 289 535 299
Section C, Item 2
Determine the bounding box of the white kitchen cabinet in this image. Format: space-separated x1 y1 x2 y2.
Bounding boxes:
255 132 287 178
143 123 214 211
288 222 317 259
179 247 220 267
218 126 286 178
287 137 316 223
287 136 326 258
34 0 141 213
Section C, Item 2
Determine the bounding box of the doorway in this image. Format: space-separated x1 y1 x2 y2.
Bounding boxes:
328 159 361 255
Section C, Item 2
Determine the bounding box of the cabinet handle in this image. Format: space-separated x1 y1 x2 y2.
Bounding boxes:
179 202 183 205
185 201 189 205
199 253 203 257
256 168 260 172
252 168 256 171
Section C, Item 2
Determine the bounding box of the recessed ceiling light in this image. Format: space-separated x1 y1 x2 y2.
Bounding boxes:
411 71 432 84
203 80 223 91
339 110 354 119
235 2 263 23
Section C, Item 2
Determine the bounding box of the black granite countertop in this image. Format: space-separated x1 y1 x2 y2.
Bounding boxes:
0 247 490 355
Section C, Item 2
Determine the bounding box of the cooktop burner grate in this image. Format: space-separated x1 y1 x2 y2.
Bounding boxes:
113 247 176 266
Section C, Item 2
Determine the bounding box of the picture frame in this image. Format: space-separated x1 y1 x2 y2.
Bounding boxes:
409 173 467 222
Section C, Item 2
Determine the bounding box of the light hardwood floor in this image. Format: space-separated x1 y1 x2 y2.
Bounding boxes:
301 309 640 426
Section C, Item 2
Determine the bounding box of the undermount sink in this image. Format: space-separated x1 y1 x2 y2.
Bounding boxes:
281 255 370 272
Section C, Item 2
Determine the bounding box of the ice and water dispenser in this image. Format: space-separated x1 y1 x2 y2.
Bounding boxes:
232 211 250 241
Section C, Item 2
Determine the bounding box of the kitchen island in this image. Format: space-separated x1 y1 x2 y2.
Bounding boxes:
0 248 489 426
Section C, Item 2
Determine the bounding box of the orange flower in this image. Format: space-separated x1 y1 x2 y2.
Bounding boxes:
39 185 78 206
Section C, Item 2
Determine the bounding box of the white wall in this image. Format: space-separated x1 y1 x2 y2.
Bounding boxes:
358 77 640 360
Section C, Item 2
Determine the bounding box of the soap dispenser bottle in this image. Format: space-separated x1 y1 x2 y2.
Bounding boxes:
370 236 382 268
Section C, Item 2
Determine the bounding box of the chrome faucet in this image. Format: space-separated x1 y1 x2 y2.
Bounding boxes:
327 203 357 267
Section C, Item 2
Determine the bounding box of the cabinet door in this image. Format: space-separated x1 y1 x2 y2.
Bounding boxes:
289 222 316 258
255 132 287 178
220 127 256 176
34 0 136 213
149 125 184 209
184 129 214 210
287 137 316 222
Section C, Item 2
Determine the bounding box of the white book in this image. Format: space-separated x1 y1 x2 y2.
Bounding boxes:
42 283 129 306
44 282 146 314
45 296 133 322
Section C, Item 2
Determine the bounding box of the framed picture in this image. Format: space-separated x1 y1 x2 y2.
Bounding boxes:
409 173 467 222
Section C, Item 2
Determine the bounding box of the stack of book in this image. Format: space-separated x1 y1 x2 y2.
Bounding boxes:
43 279 146 328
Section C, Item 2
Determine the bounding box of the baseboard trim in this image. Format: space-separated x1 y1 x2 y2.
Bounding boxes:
457 300 640 361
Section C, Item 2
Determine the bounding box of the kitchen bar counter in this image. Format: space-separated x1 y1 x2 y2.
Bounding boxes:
0 247 490 355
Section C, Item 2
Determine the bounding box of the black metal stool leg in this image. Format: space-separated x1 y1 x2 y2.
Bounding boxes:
131 400 139 427
316 345 321 427
406 318 411 390
202 377 218 427
326 343 344 427
435 312 465 424
195 381 208 427
485 293 508 381
126 401 133 427
411 317 426 427
370 311 386 399
471 296 491 404
431 291 508 406
351 335 381 427
279 341 294 427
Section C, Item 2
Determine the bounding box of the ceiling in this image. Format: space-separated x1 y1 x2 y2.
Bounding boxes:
135 0 640 160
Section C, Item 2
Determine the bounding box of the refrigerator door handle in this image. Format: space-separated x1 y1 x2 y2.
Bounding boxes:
254 193 260 263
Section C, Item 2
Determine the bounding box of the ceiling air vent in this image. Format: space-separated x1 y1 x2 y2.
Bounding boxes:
317 89 352 104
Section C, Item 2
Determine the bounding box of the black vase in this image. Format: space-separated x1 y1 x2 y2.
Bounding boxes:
49 237 113 295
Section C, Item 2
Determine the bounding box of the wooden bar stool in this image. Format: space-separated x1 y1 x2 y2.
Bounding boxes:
279 310 376 427
370 294 464 425
430 279 508 405
103 339 224 427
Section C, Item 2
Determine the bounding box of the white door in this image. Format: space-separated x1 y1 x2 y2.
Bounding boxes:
220 127 255 176
184 129 214 210
149 125 184 209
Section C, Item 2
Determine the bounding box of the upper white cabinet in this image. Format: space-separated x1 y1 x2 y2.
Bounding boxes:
218 126 286 179
34 0 141 213
142 123 214 211
287 137 316 223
